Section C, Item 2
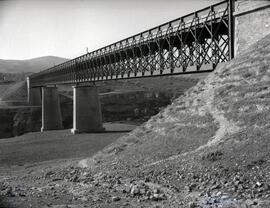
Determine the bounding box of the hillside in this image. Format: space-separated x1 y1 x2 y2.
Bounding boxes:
0 34 269 208
0 56 69 74
0 81 27 101
52 35 270 206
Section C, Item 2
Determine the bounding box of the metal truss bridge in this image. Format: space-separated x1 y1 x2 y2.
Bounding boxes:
29 0 234 87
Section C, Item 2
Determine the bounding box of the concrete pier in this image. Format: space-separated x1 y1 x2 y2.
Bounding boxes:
27 77 42 105
41 87 63 132
28 88 42 106
71 85 104 134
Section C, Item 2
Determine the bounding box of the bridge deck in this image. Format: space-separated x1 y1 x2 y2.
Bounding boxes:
29 0 234 87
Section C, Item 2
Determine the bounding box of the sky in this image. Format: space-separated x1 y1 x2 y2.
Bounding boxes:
0 0 219 60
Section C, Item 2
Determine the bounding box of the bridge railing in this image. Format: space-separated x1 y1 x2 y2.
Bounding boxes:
29 0 233 87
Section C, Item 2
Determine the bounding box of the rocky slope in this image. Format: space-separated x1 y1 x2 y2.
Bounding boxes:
0 34 270 207
66 34 270 207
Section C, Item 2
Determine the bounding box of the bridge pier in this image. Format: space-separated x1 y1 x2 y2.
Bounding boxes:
27 77 42 105
28 88 42 106
41 87 63 132
71 85 104 134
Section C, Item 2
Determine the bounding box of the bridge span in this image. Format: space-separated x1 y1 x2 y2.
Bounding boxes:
27 0 235 134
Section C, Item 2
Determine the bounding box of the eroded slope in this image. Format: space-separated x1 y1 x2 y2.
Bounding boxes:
86 34 270 172
75 34 270 207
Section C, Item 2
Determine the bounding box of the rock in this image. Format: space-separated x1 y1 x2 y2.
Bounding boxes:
211 184 221 190
263 184 270 192
245 199 254 206
52 178 62 182
256 182 263 187
19 192 26 197
92 197 102 202
186 183 196 192
123 185 131 193
1 187 15 197
188 202 197 208
51 205 68 208
215 191 222 197
139 188 146 195
144 177 150 182
70 175 78 182
67 205 83 208
221 195 230 200
146 190 152 197
115 178 121 184
111 196 120 202
45 171 54 178
152 193 166 201
80 196 88 202
153 193 160 200
153 188 159 194
130 185 139 195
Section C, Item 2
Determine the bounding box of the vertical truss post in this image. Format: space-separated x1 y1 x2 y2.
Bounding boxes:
194 12 199 70
159 50 164 74
210 6 216 69
228 0 235 60
74 59 78 85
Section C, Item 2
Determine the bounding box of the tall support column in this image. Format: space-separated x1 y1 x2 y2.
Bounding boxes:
27 77 42 105
28 88 42 106
41 87 63 132
27 77 31 103
71 85 104 134
228 0 235 60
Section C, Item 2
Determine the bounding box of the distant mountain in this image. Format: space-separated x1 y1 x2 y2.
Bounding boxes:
0 56 69 74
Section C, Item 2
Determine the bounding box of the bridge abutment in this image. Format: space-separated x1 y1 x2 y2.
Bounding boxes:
234 0 270 55
71 85 104 134
41 87 63 132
